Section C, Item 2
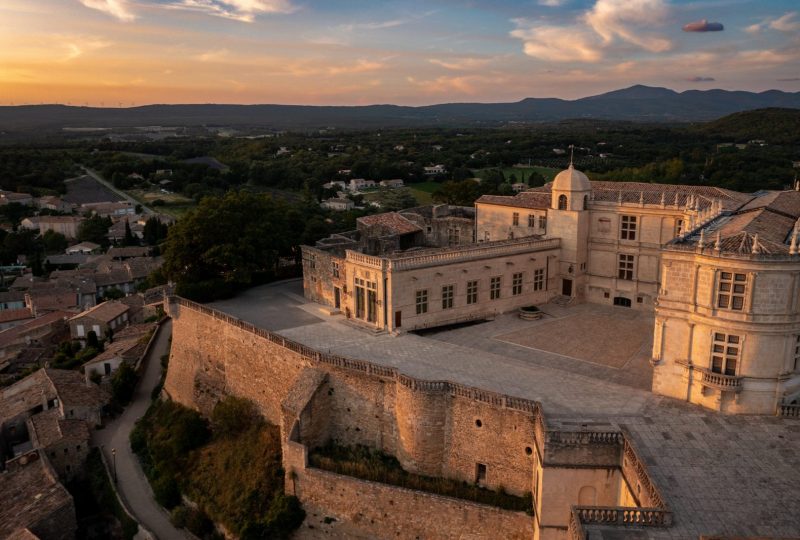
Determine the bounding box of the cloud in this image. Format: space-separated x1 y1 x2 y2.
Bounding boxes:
769 12 800 32
327 59 385 76
77 0 136 21
538 0 566 6
195 49 229 62
428 57 492 71
511 23 602 62
510 0 672 63
164 0 296 22
686 76 715 82
681 20 724 32
59 36 112 60
745 12 799 34
339 19 406 32
584 0 672 52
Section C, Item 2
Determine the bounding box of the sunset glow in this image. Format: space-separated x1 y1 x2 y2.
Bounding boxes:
1 0 798 106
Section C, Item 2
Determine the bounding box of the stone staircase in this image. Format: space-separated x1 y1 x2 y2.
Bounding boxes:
550 295 574 307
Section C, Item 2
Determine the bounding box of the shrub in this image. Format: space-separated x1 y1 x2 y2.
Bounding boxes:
111 363 138 405
211 396 260 438
153 474 181 509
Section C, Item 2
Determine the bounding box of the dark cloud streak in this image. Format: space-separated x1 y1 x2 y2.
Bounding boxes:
682 19 724 32
687 76 715 82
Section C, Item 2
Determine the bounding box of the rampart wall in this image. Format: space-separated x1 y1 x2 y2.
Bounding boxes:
164 296 672 540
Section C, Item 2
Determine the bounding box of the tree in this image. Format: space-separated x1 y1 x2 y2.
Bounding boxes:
41 230 67 254
122 220 138 246
162 191 299 301
374 188 416 211
78 214 113 246
111 362 138 405
432 179 492 206
143 216 168 245
102 287 125 300
86 330 99 349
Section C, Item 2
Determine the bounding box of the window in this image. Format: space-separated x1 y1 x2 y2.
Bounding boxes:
711 333 740 376
332 261 340 278
366 281 377 323
490 277 502 300
620 215 637 240
794 335 800 372
512 273 523 296
583 195 589 210
675 219 684 237
528 214 536 228
538 216 547 231
558 195 568 210
717 272 747 311
512 212 519 226
618 254 635 280
442 285 454 309
416 289 428 314
76 324 84 337
476 463 487 484
448 228 460 245
533 269 545 291
467 280 478 305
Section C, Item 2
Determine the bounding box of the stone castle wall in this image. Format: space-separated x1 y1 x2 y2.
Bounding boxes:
165 297 671 539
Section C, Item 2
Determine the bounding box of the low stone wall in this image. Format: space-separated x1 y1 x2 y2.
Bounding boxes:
295 466 534 540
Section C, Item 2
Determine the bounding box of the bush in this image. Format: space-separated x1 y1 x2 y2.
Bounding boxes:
239 495 305 539
111 363 138 405
211 396 260 438
153 474 181 509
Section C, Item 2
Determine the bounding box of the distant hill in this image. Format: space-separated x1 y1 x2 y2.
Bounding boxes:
1 85 799 132
694 108 800 145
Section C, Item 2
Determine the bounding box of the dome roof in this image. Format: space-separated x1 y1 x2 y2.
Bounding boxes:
552 165 591 192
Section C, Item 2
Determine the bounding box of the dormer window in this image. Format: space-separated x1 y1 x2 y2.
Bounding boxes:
558 195 568 210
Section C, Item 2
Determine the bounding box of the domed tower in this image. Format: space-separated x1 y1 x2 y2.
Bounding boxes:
547 164 591 298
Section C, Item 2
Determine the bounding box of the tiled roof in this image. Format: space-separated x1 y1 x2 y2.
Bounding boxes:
42 368 108 408
0 307 33 324
0 311 70 349
476 192 551 210
0 453 74 539
86 335 146 365
357 212 422 236
28 409 90 447
70 301 129 324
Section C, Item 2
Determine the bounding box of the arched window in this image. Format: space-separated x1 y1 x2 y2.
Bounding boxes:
583 195 589 210
558 194 568 210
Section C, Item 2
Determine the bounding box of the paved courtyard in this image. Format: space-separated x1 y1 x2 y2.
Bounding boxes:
209 280 800 538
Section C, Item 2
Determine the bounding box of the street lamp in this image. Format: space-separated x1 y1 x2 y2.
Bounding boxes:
111 447 117 484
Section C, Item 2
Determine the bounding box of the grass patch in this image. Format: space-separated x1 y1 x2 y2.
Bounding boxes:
407 181 442 205
131 397 304 539
67 448 139 540
309 442 532 513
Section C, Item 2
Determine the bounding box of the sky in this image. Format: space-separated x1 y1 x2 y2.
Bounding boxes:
0 0 798 106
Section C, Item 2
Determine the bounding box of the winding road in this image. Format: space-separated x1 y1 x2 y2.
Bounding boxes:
93 319 190 540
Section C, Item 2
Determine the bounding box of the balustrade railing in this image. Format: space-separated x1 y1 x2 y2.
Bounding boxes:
387 237 560 271
574 506 673 527
779 404 800 417
698 368 742 392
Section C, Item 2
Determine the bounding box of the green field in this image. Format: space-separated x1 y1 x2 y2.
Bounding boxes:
472 166 559 186
407 181 441 205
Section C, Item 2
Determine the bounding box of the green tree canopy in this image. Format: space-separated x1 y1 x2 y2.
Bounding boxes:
162 191 298 300
78 215 113 246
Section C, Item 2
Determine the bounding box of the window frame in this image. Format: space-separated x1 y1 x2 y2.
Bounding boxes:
490 276 502 300
711 332 740 376
512 272 523 296
466 280 478 305
717 271 747 311
512 212 519 226
442 284 454 310
618 254 635 281
533 268 545 291
415 289 428 315
620 215 637 241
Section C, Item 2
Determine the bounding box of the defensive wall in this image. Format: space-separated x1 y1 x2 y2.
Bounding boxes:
163 296 672 540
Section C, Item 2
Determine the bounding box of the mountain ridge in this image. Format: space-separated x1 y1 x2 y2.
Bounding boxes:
1 85 798 131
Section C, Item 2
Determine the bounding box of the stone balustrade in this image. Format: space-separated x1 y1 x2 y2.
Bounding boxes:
342 237 561 272
698 368 743 392
574 506 673 526
779 404 800 417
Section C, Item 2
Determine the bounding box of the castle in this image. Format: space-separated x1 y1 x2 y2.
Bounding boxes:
163 166 800 540
303 165 800 415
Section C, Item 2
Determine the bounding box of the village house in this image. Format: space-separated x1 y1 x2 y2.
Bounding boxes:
0 191 34 206
348 178 376 192
65 241 101 255
0 311 70 366
20 216 85 239
35 196 75 213
81 201 135 218
379 179 405 188
68 301 130 342
423 164 447 176
321 198 355 211
83 325 151 381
